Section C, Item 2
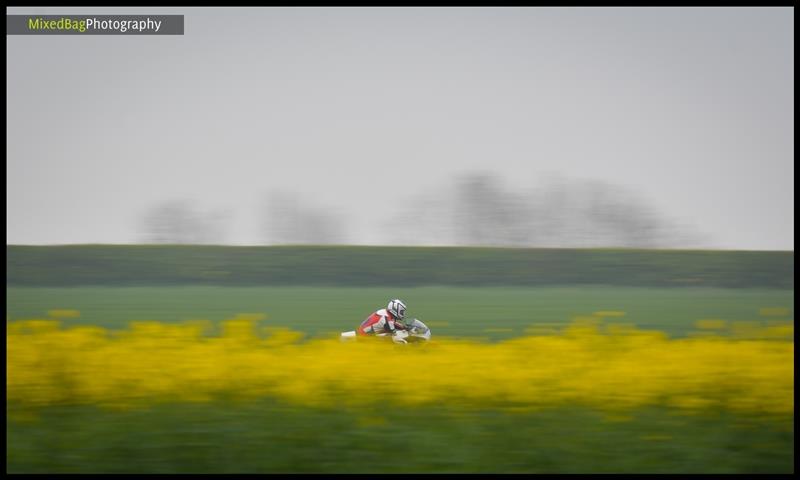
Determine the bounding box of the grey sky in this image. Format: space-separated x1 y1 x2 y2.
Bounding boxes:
7 7 794 249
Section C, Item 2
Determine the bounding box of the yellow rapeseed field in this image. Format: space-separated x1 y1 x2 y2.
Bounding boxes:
7 315 793 415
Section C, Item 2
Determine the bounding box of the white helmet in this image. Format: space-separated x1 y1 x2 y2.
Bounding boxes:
387 299 407 320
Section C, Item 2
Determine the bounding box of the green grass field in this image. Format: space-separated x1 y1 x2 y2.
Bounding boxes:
6 285 795 473
5 286 794 339
7 401 793 474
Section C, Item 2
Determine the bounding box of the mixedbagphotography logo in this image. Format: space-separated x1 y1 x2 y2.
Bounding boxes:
7 14 184 35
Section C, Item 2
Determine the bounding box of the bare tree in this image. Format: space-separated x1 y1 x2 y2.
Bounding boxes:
454 173 532 247
528 178 702 248
140 200 227 244
581 181 663 247
449 172 705 248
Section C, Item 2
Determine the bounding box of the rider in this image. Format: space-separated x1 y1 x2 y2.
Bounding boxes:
357 299 409 338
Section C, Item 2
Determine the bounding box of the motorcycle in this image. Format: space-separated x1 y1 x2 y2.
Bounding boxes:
341 318 431 343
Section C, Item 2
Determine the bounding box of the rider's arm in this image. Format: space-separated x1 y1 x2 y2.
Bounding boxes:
389 319 408 332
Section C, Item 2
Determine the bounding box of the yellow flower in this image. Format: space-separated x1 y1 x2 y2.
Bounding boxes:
6 317 794 417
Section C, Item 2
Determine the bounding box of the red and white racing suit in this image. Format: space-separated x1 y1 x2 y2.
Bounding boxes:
357 308 406 336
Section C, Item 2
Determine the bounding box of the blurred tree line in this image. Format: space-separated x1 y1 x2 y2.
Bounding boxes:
139 173 704 248
388 173 705 248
